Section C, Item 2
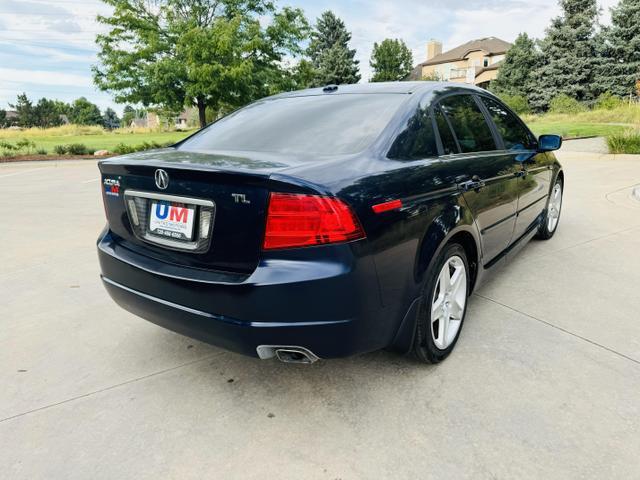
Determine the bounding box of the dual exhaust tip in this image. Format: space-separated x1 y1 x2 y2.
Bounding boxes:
256 345 319 364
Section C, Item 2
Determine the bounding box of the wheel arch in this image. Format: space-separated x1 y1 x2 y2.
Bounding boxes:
389 204 482 353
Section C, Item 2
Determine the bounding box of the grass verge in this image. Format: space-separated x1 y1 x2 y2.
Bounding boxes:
607 130 640 154
0 126 195 158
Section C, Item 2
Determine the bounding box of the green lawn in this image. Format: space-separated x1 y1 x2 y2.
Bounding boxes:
527 121 631 139
0 127 195 157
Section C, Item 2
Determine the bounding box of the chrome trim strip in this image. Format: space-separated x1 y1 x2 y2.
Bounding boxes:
124 189 214 207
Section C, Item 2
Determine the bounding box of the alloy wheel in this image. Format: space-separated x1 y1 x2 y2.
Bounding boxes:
547 182 563 232
431 255 467 350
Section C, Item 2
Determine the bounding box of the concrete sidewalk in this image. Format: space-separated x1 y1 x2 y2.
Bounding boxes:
1 151 639 479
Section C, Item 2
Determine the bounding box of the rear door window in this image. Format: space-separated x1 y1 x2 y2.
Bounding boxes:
388 105 439 160
438 95 496 153
480 96 536 150
434 106 459 155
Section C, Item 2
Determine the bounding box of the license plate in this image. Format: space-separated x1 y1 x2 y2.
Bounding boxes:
149 201 195 241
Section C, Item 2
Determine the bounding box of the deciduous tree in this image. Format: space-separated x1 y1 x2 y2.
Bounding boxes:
70 97 103 125
93 0 309 128
369 38 413 82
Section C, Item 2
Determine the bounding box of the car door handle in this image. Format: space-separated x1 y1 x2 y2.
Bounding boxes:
459 175 486 191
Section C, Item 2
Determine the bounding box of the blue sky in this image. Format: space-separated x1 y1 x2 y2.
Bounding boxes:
0 0 618 115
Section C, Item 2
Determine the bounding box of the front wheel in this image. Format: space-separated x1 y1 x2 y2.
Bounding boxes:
537 177 563 240
412 243 470 364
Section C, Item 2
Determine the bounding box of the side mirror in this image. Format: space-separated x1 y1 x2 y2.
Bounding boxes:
537 134 562 152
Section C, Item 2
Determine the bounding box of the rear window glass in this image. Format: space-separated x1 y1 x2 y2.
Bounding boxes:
439 95 496 153
179 94 408 156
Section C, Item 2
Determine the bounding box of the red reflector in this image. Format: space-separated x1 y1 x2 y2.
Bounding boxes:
372 199 402 214
263 193 366 250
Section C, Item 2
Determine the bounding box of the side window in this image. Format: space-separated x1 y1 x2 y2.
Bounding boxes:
434 106 459 155
388 105 438 160
481 97 535 150
439 95 496 153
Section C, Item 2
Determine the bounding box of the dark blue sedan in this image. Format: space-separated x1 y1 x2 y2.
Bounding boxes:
98 82 563 364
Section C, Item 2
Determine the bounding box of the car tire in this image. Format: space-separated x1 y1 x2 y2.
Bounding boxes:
412 243 470 364
537 177 563 240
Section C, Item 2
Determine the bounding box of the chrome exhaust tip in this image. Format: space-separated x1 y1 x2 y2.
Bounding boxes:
256 345 319 364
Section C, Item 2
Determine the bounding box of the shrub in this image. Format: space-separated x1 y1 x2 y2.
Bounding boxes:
36 148 47 155
53 143 91 155
607 130 640 154
54 144 68 155
549 94 586 114
499 94 531 114
113 141 172 155
113 143 137 155
15 138 36 152
0 140 17 151
595 92 624 110
66 143 90 155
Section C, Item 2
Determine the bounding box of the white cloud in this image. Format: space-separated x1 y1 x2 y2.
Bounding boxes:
0 0 625 111
0 68 93 88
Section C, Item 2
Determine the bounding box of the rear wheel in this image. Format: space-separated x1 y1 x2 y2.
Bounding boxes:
537 177 563 240
412 243 469 364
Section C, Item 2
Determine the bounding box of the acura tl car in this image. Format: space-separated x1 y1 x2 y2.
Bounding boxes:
98 82 563 364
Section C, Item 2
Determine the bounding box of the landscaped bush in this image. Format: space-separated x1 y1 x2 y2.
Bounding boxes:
499 94 531 114
0 140 17 151
53 143 92 155
36 148 47 155
549 94 586 114
15 138 36 153
595 92 624 110
607 130 640 154
66 143 92 155
113 141 173 155
113 143 137 155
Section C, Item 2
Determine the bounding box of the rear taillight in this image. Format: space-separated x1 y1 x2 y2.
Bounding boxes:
263 193 365 250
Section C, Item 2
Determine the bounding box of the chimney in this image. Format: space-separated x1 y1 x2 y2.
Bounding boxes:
426 40 442 61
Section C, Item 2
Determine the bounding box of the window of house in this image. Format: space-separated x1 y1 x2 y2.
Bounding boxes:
483 58 489 68
480 97 536 150
438 95 496 153
388 105 439 160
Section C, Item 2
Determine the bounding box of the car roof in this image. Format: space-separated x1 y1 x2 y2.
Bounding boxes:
271 81 485 99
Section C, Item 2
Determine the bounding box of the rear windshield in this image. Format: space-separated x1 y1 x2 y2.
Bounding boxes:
178 94 408 156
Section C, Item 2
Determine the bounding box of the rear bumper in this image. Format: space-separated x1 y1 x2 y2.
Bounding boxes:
98 230 391 359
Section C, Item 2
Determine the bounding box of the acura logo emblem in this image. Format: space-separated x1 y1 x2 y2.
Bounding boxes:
154 169 169 190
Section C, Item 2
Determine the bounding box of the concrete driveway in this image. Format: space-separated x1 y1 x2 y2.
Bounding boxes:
1 148 639 479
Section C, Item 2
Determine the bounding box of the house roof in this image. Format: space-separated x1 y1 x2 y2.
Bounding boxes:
474 59 505 78
419 37 511 67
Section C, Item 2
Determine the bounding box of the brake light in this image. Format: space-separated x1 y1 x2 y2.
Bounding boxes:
263 193 365 250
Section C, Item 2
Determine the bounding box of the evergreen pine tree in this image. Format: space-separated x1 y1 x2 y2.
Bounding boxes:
308 11 360 85
594 0 640 97
530 0 600 111
491 33 539 98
